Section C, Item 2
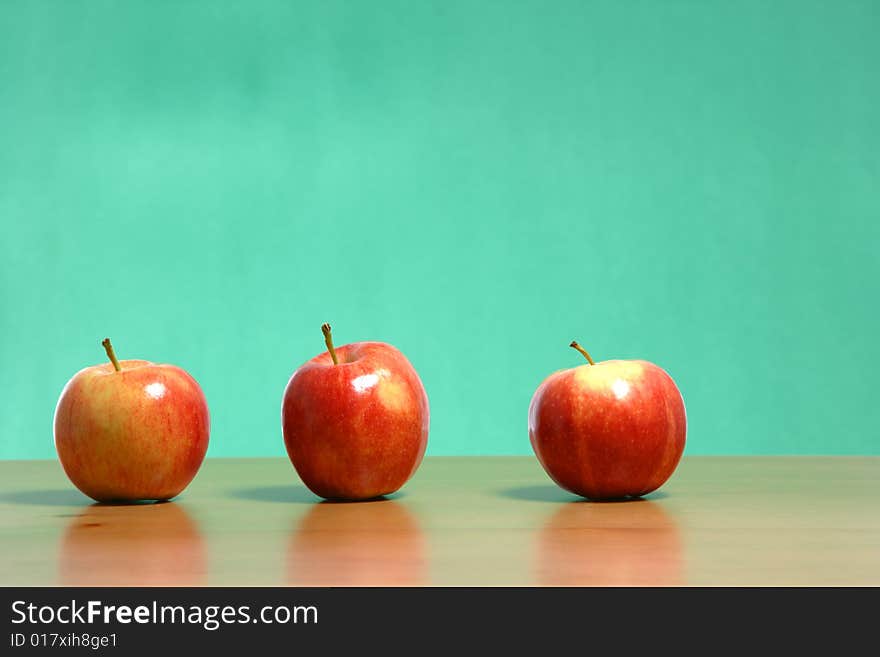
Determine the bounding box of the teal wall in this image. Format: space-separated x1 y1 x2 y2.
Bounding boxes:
2 1 878 458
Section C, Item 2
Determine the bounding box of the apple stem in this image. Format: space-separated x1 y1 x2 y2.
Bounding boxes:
322 323 339 365
570 341 595 365
102 338 122 372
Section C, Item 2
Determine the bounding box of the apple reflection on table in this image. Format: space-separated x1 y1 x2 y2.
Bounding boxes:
535 499 683 586
58 501 206 586
287 498 427 586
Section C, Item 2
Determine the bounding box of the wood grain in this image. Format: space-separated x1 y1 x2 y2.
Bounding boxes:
1 456 877 586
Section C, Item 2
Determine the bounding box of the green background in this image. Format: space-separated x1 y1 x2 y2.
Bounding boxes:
2 1 878 459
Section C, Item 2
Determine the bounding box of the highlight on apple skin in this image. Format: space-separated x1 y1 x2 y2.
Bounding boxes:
53 338 210 503
281 323 429 501
528 341 686 500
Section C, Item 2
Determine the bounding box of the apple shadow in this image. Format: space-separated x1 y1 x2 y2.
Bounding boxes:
91 499 172 507
498 485 669 504
229 486 404 504
0 489 92 506
0 490 184 507
228 486 319 504
316 494 403 505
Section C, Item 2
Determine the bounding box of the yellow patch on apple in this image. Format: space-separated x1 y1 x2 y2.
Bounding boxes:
377 377 410 412
574 360 644 391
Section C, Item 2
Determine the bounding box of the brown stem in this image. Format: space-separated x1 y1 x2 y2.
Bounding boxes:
102 338 122 372
322 323 339 365
570 341 595 365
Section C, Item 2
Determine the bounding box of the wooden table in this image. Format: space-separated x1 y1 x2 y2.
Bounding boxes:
1 456 877 586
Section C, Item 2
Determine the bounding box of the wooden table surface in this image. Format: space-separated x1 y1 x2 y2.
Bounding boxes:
1 456 878 587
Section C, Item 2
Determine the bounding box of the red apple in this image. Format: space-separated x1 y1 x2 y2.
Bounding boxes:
282 324 429 500
528 341 686 500
53 338 210 502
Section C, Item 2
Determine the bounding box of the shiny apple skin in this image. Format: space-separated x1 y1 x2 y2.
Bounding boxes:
54 360 210 502
282 342 429 501
529 360 686 500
